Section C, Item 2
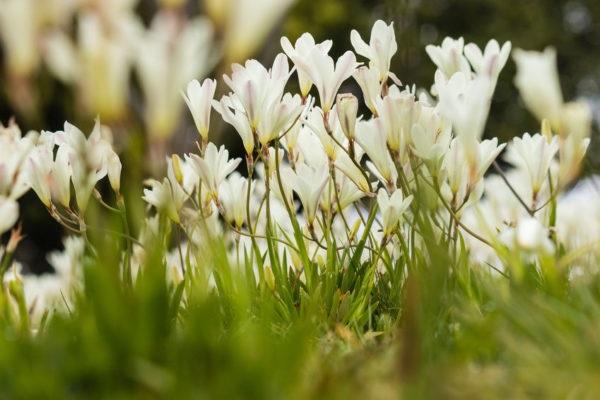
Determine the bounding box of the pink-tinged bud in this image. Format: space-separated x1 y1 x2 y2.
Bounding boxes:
7 224 24 254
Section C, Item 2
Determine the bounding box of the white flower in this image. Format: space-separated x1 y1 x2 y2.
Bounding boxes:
305 106 345 160
515 216 553 253
513 47 563 127
356 117 397 189
353 66 381 115
375 86 420 159
0 121 37 200
223 53 289 129
464 39 511 87
350 20 397 81
436 71 493 161
213 95 255 154
54 121 116 212
0 196 18 235
210 0 295 63
560 100 592 139
187 143 241 200
183 78 217 140
443 138 505 206
559 133 591 186
219 172 248 228
283 162 329 225
426 37 470 79
377 188 413 237
281 33 333 97
136 13 215 138
293 47 358 113
410 105 452 164
142 173 187 224
506 133 559 196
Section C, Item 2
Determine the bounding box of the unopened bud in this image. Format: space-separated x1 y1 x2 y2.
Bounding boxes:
171 154 184 185
348 218 362 242
541 119 553 141
336 93 358 139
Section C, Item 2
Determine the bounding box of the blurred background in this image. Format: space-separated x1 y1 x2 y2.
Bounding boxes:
0 0 599 272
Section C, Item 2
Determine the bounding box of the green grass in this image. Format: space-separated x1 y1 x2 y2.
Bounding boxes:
1 189 599 400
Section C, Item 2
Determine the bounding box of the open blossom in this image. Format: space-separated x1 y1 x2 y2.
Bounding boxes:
292 46 358 113
377 188 413 237
350 20 398 82
223 53 289 129
506 133 559 196
375 85 421 160
443 138 505 206
0 121 37 200
436 71 493 162
282 162 329 226
426 37 470 80
411 105 452 165
183 78 217 140
281 33 333 97
187 143 241 201
143 158 188 223
513 48 563 127
54 121 120 212
464 39 511 85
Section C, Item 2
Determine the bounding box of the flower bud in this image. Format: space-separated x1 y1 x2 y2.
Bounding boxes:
171 154 184 186
336 93 358 139
107 152 122 194
541 118 553 141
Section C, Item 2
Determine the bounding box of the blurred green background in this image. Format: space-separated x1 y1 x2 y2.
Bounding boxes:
0 0 599 272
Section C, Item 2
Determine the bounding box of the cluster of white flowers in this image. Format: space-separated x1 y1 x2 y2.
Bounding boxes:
0 0 294 142
0 20 596 328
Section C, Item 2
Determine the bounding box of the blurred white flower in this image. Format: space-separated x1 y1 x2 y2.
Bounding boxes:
0 197 19 235
436 71 493 162
136 13 215 138
513 47 563 127
464 39 511 88
515 216 554 253
207 0 295 63
506 133 559 197
426 37 470 80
